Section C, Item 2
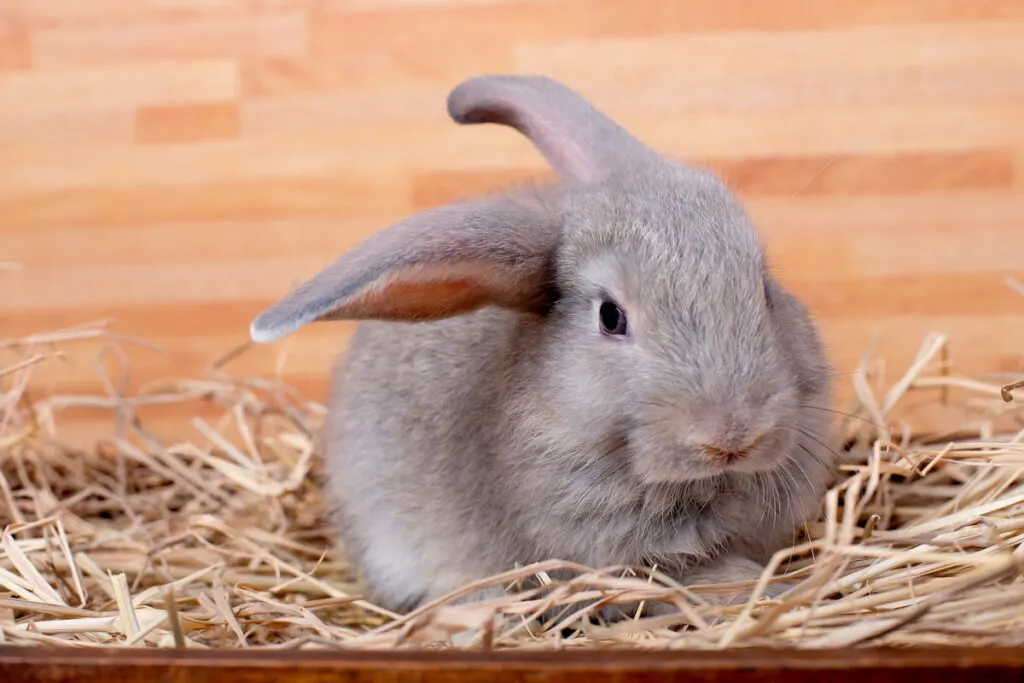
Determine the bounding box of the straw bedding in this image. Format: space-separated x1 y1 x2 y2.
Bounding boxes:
2 312 1024 651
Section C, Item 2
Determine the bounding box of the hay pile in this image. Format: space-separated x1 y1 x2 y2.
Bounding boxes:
1 316 1024 651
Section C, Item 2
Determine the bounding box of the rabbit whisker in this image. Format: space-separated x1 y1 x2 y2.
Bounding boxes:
748 472 773 537
787 448 819 496
753 471 769 527
777 424 841 467
796 426 843 465
774 470 798 538
798 404 884 429
822 369 869 378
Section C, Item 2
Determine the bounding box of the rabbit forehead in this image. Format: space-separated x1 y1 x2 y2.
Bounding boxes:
560 165 768 299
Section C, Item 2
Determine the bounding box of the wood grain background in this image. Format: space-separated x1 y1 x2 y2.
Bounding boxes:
2 0 1023 442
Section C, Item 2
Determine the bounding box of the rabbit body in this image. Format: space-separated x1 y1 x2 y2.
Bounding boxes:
251 76 837 614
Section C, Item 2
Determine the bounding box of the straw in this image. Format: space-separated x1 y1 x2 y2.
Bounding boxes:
2 315 1024 651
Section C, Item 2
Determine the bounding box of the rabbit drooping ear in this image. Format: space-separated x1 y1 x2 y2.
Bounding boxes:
249 198 561 344
447 75 660 185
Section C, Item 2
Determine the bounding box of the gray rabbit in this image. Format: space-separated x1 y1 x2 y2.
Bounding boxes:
250 75 837 616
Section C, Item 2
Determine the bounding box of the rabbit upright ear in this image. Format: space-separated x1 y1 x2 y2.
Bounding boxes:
447 75 659 185
249 198 560 343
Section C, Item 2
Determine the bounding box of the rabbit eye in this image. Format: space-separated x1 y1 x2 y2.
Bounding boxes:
599 300 628 337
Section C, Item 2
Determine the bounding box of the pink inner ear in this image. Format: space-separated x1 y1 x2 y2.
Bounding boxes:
327 277 492 322
315 260 544 323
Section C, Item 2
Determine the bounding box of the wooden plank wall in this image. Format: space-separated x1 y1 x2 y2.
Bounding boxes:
2 0 1023 443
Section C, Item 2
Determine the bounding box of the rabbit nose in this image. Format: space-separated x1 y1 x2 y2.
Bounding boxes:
701 433 766 463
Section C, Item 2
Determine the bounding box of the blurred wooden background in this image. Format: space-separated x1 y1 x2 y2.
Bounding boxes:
2 0 1023 442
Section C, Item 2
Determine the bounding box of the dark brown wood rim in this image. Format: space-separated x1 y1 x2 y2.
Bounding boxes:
2 645 1024 682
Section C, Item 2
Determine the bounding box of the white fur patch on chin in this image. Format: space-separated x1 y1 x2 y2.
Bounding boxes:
629 451 726 484
634 448 788 484
727 453 789 475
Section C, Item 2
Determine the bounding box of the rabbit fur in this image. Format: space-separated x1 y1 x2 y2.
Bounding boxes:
250 74 838 616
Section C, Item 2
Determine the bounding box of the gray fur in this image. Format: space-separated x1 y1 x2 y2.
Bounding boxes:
251 75 837 615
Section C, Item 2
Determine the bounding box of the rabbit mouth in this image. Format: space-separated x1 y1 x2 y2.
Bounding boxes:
628 427 793 484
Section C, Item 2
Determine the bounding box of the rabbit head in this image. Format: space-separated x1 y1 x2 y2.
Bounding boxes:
250 74 833 491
